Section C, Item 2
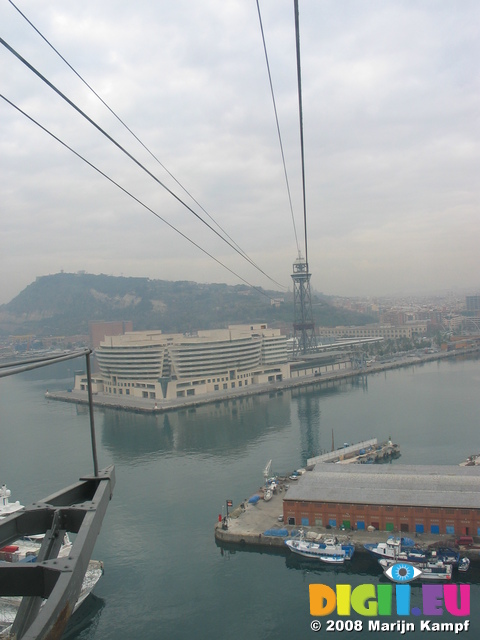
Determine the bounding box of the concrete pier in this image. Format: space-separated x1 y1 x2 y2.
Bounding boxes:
45 348 478 414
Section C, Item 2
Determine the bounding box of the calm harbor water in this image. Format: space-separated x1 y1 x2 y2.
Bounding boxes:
1 354 480 639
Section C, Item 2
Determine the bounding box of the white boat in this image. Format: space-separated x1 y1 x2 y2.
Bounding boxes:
365 536 459 566
458 557 470 572
364 536 424 561
1 484 73 561
0 533 73 563
0 484 102 635
0 560 104 637
0 485 23 519
263 488 273 501
285 532 354 564
263 460 272 479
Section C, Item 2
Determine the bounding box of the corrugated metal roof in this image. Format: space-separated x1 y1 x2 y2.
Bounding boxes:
283 464 480 509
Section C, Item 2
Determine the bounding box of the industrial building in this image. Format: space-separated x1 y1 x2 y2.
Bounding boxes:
283 464 480 536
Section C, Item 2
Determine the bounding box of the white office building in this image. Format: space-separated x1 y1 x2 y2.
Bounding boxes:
75 324 290 401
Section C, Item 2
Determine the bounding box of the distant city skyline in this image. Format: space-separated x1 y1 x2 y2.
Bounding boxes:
1 1 479 304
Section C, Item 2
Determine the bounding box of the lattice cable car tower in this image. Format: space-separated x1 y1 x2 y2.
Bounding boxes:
291 0 317 357
291 252 317 356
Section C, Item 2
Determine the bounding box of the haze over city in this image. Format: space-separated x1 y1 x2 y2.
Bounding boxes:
1 0 479 305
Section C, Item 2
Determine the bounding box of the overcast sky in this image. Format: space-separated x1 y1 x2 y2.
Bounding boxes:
1 0 479 304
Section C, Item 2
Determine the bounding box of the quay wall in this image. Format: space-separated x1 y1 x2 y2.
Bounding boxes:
214 517 480 563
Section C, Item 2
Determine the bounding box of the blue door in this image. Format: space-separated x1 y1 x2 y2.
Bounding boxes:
415 524 424 534
430 525 439 534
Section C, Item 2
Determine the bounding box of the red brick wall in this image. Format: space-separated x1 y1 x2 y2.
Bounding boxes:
283 500 479 536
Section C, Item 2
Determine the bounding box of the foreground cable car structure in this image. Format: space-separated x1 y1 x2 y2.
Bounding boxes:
0 350 115 640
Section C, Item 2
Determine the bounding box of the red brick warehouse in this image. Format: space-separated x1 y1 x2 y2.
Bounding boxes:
283 465 480 537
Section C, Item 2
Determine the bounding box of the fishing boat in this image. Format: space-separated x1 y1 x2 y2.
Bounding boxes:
285 531 354 564
364 536 421 561
365 536 458 566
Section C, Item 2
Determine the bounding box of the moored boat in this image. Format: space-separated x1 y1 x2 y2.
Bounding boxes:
285 531 354 564
0 559 104 637
458 557 470 572
0 485 23 519
365 536 459 566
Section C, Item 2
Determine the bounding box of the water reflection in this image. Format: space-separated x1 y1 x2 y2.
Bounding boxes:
63 595 105 640
100 391 292 462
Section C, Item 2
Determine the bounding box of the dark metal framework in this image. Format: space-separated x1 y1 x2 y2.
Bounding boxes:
0 349 114 640
291 255 317 356
0 468 115 640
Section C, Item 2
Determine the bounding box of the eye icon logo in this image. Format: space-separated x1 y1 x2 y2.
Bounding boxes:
385 563 422 583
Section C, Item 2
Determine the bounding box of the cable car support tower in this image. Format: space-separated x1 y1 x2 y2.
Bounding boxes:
291 0 317 358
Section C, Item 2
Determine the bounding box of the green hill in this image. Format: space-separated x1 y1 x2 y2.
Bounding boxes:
0 272 376 336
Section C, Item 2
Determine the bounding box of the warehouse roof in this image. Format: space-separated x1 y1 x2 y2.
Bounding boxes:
283 464 480 510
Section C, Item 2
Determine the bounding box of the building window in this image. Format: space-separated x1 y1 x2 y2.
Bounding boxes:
223 383 227 390
186 389 195 396
214 384 219 391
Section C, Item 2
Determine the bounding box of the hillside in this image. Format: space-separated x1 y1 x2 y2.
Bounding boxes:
0 272 376 336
